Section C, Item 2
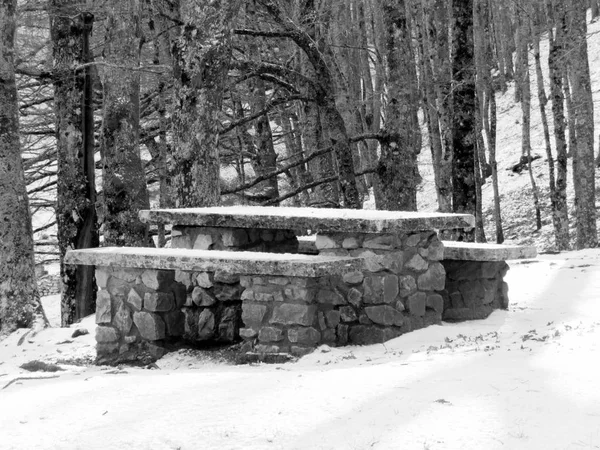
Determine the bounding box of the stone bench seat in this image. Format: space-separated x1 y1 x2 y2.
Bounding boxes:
438 241 537 322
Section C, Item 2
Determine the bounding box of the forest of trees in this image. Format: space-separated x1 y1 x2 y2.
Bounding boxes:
1 0 599 335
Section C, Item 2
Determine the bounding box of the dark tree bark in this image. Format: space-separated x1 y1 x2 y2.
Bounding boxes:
49 1 98 326
0 0 47 336
376 0 421 211
100 0 151 247
567 0 597 249
451 0 477 224
171 1 242 207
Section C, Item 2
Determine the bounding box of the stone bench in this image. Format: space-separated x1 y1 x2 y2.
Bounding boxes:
438 241 537 321
65 247 369 363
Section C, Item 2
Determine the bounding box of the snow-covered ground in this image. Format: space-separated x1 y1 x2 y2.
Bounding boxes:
1 250 600 450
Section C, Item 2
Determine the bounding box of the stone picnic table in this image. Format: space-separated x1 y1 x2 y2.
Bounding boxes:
66 206 536 363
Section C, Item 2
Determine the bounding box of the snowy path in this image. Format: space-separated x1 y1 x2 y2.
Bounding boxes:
1 250 600 450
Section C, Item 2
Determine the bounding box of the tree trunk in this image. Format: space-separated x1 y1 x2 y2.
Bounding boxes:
50 2 98 326
376 0 421 211
567 0 597 249
0 0 47 336
451 0 477 226
100 0 151 247
171 1 242 207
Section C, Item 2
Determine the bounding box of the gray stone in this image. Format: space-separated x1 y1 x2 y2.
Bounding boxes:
111 268 142 283
214 270 240 284
170 283 187 308
405 254 429 272
426 294 444 313
347 288 363 307
260 230 274 242
221 229 248 247
255 344 282 354
318 311 327 330
133 312 165 340
144 292 174 312
163 310 185 337
339 306 358 322
405 233 421 247
458 280 484 308
358 313 373 324
214 283 244 301
240 328 258 339
175 269 193 288
242 304 267 327
315 235 338 249
481 279 497 305
271 304 316 326
96 326 119 343
196 272 213 288
126 288 143 311
441 241 537 261
113 303 133 335
193 233 214 250
284 287 316 303
96 290 112 324
383 275 399 303
395 300 405 312
218 322 236 342
267 277 290 286
239 276 252 288
342 271 364 284
325 310 341 328
406 292 426 316
197 309 216 340
427 239 444 261
365 305 404 326
107 276 130 298
171 234 191 249
259 327 284 342
141 269 174 290
398 275 417 297
337 324 349 345
124 335 137 344
291 346 314 357
316 289 346 305
348 326 385 345
363 234 397 249
191 286 217 307
417 262 446 291
96 269 110 289
342 236 360 249
288 327 321 345
363 275 398 304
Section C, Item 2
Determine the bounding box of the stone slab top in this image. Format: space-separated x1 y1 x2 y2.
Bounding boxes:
139 206 475 234
64 247 364 278
442 241 538 261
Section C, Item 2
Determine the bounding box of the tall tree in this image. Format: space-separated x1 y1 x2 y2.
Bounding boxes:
0 0 47 336
49 0 99 325
567 0 597 249
100 0 151 246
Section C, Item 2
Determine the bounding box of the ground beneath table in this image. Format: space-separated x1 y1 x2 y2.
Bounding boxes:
1 250 600 450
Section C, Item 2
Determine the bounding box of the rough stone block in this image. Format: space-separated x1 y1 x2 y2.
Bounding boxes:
426 294 444 313
417 262 446 291
406 292 426 316
163 310 185 337
315 234 338 249
288 327 321 345
170 283 187 308
405 233 421 247
365 305 404 326
291 346 314 357
339 306 358 322
255 344 282 354
197 309 216 340
363 275 398 304
111 268 142 283
107 276 130 298
458 280 484 308
395 300 405 312
218 321 236 342
214 270 240 284
191 286 216 307
214 283 244 301
325 310 341 328
222 229 249 247
240 328 258 339
337 324 349 345
316 289 346 305
113 303 133 335
342 236 360 249
271 304 316 326
239 276 252 288
405 254 429 272
347 288 362 307
259 327 284 342
175 270 193 289
266 277 290 286
96 326 119 343
96 290 112 324
383 275 399 303
398 275 417 297
342 271 364 285
358 313 373 324
363 234 397 249
481 279 497 305
242 304 268 327
141 269 175 290
133 312 165 340
260 230 274 242
144 292 174 312
348 325 385 345
126 287 144 311
195 272 213 288
96 269 110 289
427 239 444 261
284 287 316 303
193 233 214 250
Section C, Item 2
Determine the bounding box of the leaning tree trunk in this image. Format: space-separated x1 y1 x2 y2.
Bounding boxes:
0 0 47 336
170 1 242 207
100 0 151 247
376 0 421 211
49 1 98 326
567 0 597 249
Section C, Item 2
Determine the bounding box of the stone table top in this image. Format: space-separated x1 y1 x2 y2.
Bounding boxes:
64 247 365 278
442 241 538 261
139 206 475 234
